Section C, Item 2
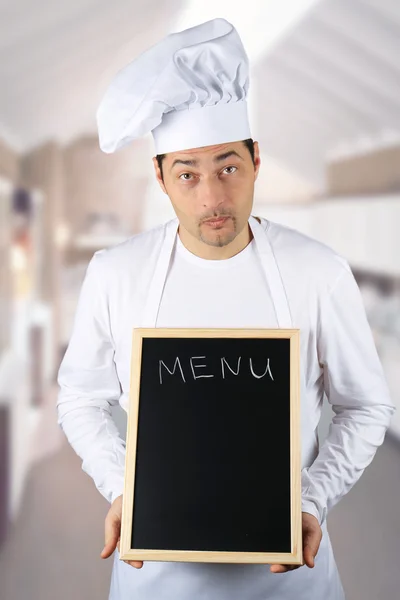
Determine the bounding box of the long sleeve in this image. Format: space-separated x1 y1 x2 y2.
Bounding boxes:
301 262 396 526
56 251 126 504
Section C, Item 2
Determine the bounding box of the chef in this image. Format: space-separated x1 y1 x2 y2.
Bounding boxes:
56 17 396 600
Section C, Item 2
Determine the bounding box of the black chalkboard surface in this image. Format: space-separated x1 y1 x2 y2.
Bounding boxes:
120 328 302 565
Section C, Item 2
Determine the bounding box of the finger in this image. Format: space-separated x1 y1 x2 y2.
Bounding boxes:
124 560 144 569
270 564 299 573
270 564 288 573
101 514 121 559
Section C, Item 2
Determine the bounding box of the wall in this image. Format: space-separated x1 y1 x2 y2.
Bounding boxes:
63 136 152 240
0 138 18 182
327 146 400 196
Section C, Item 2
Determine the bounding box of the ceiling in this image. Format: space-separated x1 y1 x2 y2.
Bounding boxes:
254 0 400 186
0 0 186 149
1 0 399 190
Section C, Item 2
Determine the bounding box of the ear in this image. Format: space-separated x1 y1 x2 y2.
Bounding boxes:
253 141 261 182
152 156 168 194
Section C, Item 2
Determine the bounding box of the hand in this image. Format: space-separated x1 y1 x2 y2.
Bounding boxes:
100 494 144 569
270 512 322 574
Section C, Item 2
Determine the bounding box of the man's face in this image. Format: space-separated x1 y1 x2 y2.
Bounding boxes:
152 140 261 248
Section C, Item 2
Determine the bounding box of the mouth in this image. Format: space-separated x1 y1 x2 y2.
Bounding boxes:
203 216 230 228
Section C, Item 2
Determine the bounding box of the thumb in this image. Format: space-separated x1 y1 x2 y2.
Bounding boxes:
100 511 121 559
303 529 320 568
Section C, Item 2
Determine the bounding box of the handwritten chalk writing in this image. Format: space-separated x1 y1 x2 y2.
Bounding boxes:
249 358 274 380
158 356 274 384
221 356 241 378
159 357 186 384
190 356 214 380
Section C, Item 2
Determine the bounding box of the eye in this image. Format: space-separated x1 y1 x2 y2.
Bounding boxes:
222 166 238 175
179 173 194 181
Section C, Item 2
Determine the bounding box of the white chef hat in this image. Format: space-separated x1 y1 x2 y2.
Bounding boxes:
96 18 251 155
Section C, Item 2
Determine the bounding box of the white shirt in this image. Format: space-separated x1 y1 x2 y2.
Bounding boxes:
57 216 395 600
157 234 275 328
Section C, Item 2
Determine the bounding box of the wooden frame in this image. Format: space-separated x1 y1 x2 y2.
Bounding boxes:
120 327 302 565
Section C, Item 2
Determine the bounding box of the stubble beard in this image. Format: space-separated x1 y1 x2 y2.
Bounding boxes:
198 215 238 247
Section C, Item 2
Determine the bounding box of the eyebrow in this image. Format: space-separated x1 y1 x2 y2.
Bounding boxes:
170 150 244 171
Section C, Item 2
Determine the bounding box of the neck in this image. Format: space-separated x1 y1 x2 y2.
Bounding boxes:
177 220 253 260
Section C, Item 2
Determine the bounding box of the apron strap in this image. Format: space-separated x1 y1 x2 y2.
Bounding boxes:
248 216 293 328
141 219 179 328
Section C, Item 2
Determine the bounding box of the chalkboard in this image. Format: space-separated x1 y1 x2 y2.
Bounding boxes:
120 328 302 565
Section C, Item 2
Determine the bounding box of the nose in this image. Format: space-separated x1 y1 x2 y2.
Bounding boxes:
200 179 226 211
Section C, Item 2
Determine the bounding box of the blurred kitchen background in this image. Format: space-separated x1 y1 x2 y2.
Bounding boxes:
0 1 399 599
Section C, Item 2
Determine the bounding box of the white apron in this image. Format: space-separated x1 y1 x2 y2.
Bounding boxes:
109 216 346 600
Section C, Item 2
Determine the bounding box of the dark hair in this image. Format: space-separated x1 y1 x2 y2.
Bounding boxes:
156 138 255 182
